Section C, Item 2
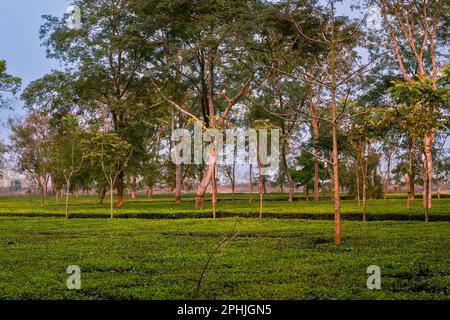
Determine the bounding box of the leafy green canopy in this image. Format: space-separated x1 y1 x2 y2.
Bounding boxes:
0 59 21 107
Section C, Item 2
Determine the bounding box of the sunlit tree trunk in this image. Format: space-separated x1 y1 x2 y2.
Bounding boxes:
407 137 415 209
116 171 124 208
211 166 217 219
330 12 341 245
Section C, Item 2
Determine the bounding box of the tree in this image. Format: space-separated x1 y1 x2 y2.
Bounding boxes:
40 0 159 208
146 0 274 213
372 0 449 211
0 59 21 108
84 132 132 218
50 115 84 218
9 113 52 206
0 141 6 178
282 0 369 244
388 66 449 220
292 151 326 201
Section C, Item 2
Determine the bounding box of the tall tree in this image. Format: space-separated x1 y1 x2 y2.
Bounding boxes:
40 0 159 207
9 113 52 206
373 0 449 210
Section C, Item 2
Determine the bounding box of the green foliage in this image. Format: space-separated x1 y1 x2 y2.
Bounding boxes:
0 216 448 299
291 151 327 191
0 59 21 107
0 194 449 219
388 71 450 139
83 132 133 178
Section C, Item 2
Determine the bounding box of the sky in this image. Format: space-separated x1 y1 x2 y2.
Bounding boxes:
0 0 69 140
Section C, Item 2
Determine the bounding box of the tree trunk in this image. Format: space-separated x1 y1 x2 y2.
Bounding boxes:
175 164 182 203
383 151 392 201
39 175 46 207
249 164 253 204
258 159 263 220
99 188 106 204
362 144 368 222
263 176 268 194
110 184 114 218
312 119 320 204
407 138 415 209
231 175 235 200
116 171 124 208
211 165 217 219
131 176 137 200
355 150 361 207
39 186 45 207
147 186 153 199
331 25 341 245
281 128 294 202
195 149 217 209
423 133 433 211
283 150 294 203
65 179 70 219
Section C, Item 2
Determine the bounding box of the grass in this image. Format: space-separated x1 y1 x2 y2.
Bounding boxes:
0 217 448 300
0 194 448 220
0 194 448 299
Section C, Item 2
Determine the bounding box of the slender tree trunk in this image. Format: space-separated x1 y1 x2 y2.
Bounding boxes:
38 175 47 207
249 164 253 204
211 165 217 219
263 176 268 194
257 134 264 219
131 176 137 200
362 143 368 222
330 20 341 245
116 171 124 208
99 188 106 204
423 133 433 210
39 186 44 207
312 119 320 204
258 160 263 220
282 143 294 202
383 151 392 201
231 174 235 200
407 138 415 209
355 149 361 207
65 179 70 219
232 145 236 201
110 184 114 219
175 164 182 203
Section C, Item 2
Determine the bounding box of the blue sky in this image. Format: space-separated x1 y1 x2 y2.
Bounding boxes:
0 0 69 140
